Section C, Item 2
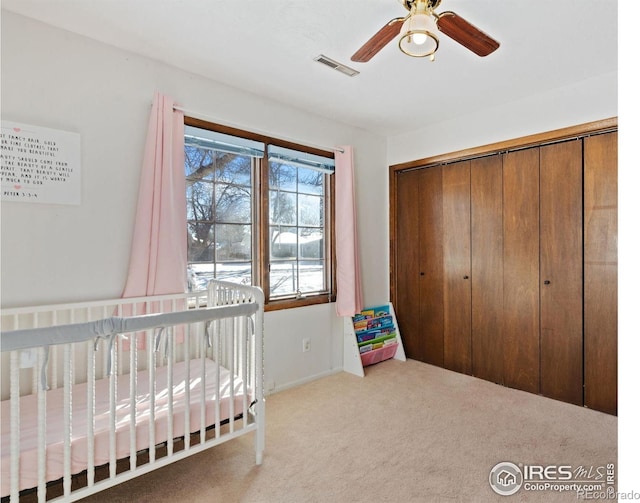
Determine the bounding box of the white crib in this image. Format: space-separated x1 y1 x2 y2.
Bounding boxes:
0 280 265 502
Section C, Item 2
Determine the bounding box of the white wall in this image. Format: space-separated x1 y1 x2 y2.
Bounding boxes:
387 71 618 166
0 11 388 391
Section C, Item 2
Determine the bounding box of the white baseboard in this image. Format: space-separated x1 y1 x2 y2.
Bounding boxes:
266 367 343 396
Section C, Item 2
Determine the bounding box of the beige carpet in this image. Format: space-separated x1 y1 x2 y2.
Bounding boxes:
72 359 616 502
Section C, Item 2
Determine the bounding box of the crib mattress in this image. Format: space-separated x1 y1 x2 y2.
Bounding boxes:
1 358 249 495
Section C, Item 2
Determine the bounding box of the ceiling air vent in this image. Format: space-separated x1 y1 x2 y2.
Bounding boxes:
314 55 360 77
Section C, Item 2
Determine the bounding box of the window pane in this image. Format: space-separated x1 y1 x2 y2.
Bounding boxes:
186 126 256 292
298 167 324 195
270 226 297 259
215 224 251 261
299 228 323 259
215 155 252 186
269 191 297 225
187 222 214 262
186 180 213 221
215 183 251 223
269 163 297 191
299 260 325 293
185 146 216 180
267 153 329 297
215 262 253 285
298 194 323 227
269 261 297 297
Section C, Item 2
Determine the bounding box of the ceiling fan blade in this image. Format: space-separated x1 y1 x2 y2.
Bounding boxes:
351 17 405 63
436 11 500 57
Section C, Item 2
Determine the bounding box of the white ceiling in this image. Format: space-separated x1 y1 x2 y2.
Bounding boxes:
1 0 618 137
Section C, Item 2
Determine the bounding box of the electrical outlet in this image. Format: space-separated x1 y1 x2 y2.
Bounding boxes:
302 338 310 352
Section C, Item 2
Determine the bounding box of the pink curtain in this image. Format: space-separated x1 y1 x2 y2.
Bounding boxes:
121 92 186 347
335 145 364 317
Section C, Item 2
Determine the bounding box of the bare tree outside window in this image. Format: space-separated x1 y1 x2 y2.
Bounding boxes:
186 147 253 290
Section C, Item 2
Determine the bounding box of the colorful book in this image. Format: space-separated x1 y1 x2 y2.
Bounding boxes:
353 315 394 333
352 305 390 323
356 327 395 343
359 343 373 354
357 332 396 348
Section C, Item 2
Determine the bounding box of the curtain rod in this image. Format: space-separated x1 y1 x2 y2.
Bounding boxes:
173 105 345 154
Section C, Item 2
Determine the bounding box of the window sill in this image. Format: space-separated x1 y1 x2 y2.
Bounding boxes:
265 293 336 312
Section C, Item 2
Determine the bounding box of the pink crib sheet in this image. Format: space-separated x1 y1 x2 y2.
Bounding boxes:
1 358 249 495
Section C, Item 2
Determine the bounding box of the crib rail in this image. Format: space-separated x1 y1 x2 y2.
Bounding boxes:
0 281 265 503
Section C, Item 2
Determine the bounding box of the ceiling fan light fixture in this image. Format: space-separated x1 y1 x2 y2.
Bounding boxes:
350 0 499 64
399 11 439 58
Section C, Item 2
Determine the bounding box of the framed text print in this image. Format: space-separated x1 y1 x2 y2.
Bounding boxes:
1 121 81 205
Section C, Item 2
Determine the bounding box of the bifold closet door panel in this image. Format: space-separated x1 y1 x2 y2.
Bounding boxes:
584 132 618 415
442 161 472 374
502 148 540 394
471 155 504 385
419 166 445 367
396 169 426 362
540 140 583 406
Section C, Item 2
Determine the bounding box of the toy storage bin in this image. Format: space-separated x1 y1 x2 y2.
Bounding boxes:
360 342 398 367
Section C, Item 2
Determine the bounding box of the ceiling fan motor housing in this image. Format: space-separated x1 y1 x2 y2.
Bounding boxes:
401 0 442 11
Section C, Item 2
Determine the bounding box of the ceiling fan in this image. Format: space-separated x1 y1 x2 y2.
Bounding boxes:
351 0 500 62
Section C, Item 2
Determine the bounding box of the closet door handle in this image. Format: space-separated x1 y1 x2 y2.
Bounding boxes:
544 280 551 285
463 275 469 279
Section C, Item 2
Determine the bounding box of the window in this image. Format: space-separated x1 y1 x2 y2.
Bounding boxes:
185 118 335 309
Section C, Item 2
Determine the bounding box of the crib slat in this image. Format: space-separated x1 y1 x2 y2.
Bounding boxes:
31 313 39 395
167 327 174 457
87 339 96 488
129 332 138 470
242 316 249 429
228 317 235 433
37 346 47 503
148 332 156 463
63 344 73 497
184 326 191 451
213 319 221 439
109 344 117 479
200 332 207 443
51 345 58 390
10 351 20 503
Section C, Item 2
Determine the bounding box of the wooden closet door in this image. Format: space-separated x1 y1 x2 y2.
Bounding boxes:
419 166 444 366
471 155 504 384
442 161 472 374
395 169 425 362
540 140 583 406
584 132 618 415
502 148 540 394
